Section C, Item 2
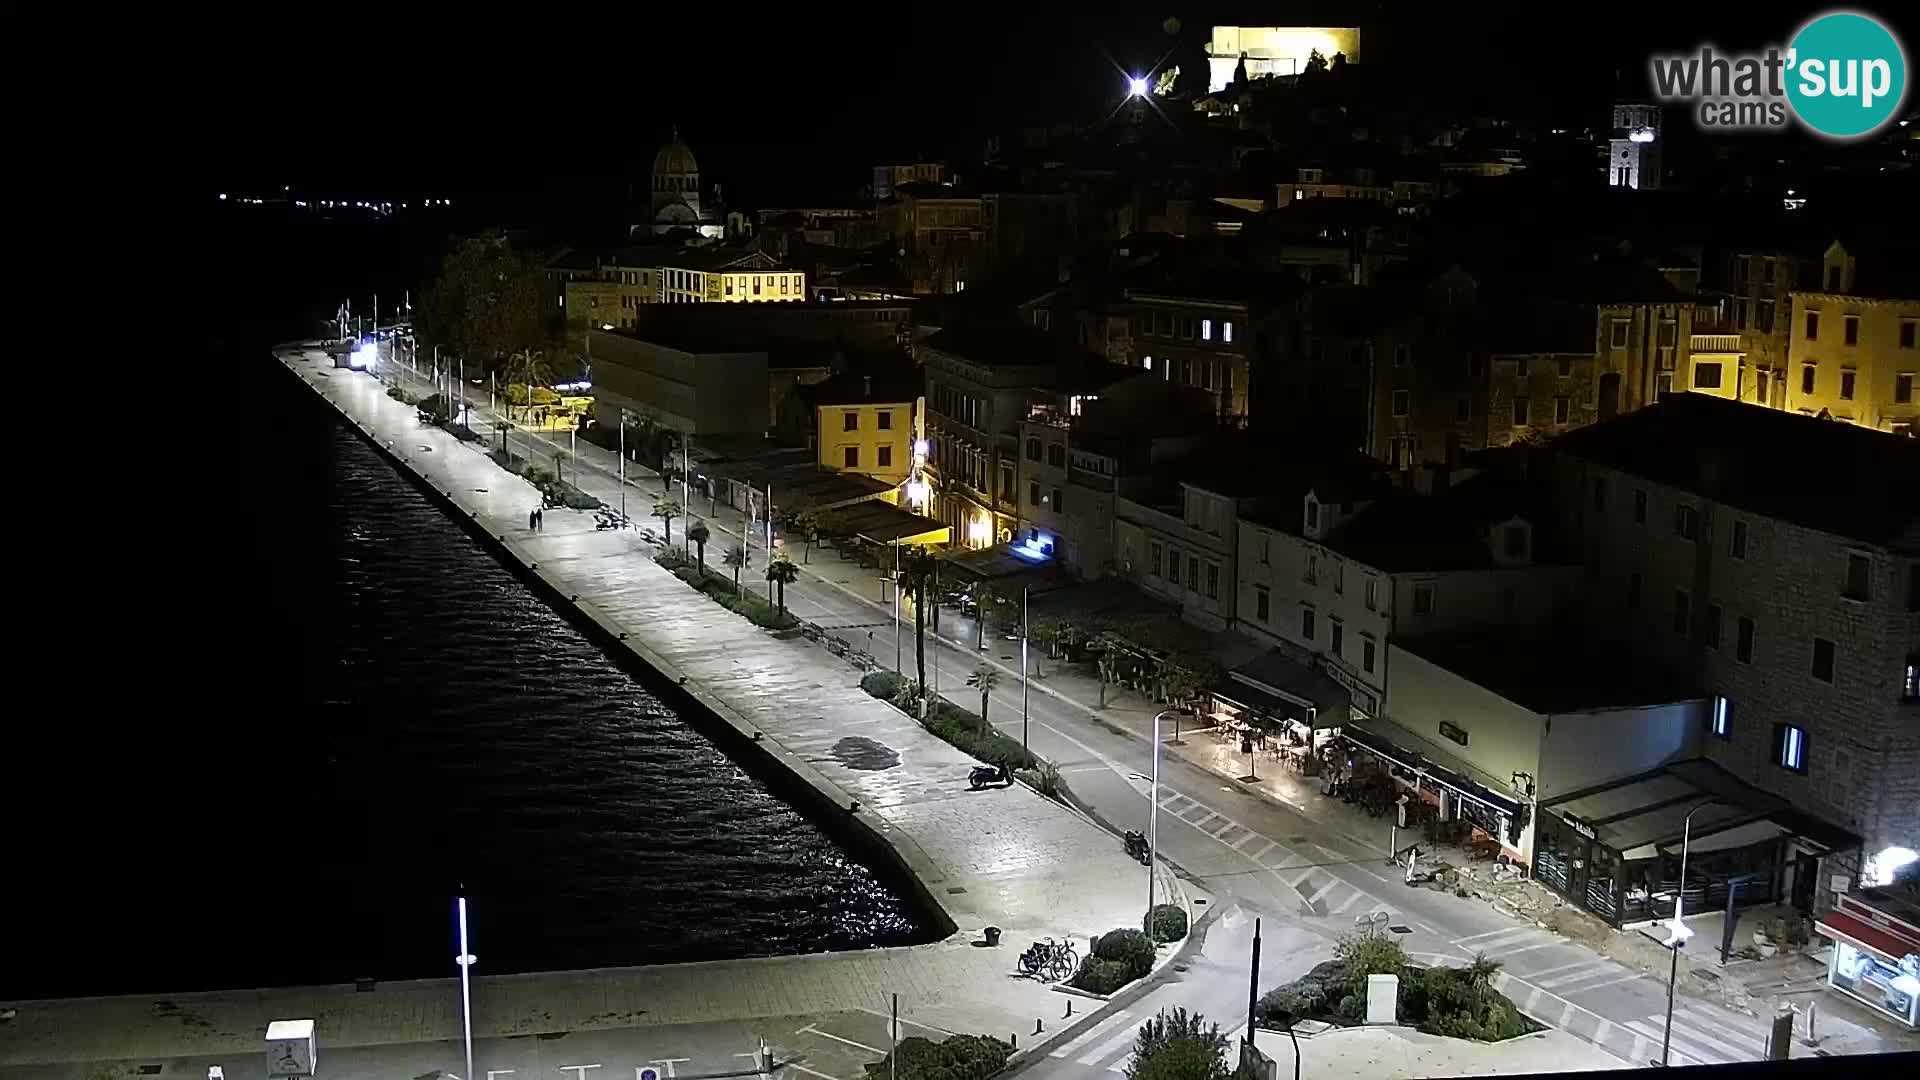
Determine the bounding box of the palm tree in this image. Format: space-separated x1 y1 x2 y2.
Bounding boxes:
722 542 749 594
687 520 711 573
765 555 800 614
972 584 1001 652
1466 952 1502 988
966 665 1001 733
896 547 937 691
652 497 681 545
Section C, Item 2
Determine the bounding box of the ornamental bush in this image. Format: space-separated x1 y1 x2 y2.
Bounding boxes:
1148 904 1189 943
1094 927 1158 980
863 1034 1011 1080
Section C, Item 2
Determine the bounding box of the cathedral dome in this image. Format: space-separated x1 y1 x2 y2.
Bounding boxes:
653 133 699 183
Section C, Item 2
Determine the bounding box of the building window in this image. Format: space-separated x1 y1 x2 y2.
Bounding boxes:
1840 370 1856 400
1628 572 1643 609
1811 637 1836 683
1656 373 1674 399
1301 607 1316 641
1223 321 1234 343
1412 583 1435 616
1557 356 1573 377
1843 315 1859 346
1592 478 1608 511
1511 397 1529 426
1806 311 1820 341
1028 480 1040 506
1331 621 1344 656
1151 542 1163 577
1052 487 1064 512
1730 520 1748 559
878 445 893 469
1439 721 1470 748
1634 488 1648 524
1256 586 1270 622
1456 396 1471 422
1362 637 1377 674
1206 563 1219 600
1394 344 1410 367
1025 437 1041 461
1672 589 1691 635
1775 723 1808 774
1364 578 1378 611
1674 505 1698 541
877 411 892 430
844 410 859 432
1305 500 1319 531
1843 552 1871 601
1258 535 1270 564
1554 396 1570 423
1391 389 1410 417
1304 554 1318 584
1201 318 1213 341
1610 320 1629 348
1706 603 1723 649
1802 364 1817 395
1694 362 1723 389
1167 549 1182 584
1047 444 1066 468
843 446 859 468
1333 562 1345 595
1737 616 1755 663
1903 654 1919 700
1896 373 1914 404
1516 356 1531 377
1710 694 1731 738
1187 557 1199 592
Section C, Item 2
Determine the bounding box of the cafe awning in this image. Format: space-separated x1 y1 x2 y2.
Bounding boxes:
1211 679 1315 727
1541 758 1859 861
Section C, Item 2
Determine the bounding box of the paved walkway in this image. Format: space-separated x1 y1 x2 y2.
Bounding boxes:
0 350 1185 1070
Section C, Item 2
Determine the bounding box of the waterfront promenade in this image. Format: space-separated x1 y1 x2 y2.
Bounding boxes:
0 349 1185 1071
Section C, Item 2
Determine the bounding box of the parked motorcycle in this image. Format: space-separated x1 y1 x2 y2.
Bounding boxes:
968 763 1011 790
1123 830 1152 866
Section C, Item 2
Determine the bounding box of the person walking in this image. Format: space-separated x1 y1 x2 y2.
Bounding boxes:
530 508 538 530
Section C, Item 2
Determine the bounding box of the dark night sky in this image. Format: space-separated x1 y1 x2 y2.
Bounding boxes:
46 4 1905 206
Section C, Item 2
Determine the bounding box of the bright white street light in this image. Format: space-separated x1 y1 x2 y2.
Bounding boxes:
1128 76 1149 98
456 896 477 1080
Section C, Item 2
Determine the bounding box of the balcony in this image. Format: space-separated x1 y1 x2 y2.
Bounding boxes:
1691 333 1743 353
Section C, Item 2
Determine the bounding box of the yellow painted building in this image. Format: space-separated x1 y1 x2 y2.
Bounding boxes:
657 249 807 304
807 371 925 490
1788 241 1920 436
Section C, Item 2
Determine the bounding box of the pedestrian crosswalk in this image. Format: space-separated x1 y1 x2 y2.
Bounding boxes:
1154 790 1391 922
1621 1004 1772 1066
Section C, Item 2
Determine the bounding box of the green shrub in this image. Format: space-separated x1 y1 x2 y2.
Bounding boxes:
1333 931 1408 996
863 1034 1010 1080
1016 762 1068 801
1336 993 1362 1019
651 549 797 631
1128 1008 1228 1080
1071 958 1136 996
861 671 906 699
656 548 696 572
919 700 1038 773
1148 904 1189 943
1094 928 1158 979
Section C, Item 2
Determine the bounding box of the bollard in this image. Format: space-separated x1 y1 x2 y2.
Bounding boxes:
1064 999 1074 1019
1768 1003 1794 1060
1804 1000 1820 1046
1033 1018 1043 1035
1010 1033 1017 1051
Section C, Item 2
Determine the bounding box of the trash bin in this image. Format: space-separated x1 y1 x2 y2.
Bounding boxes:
984 926 1002 946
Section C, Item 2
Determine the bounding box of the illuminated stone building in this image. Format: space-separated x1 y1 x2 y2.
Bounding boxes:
1606 103 1662 191
638 130 724 239
1205 26 1360 91
1787 240 1920 436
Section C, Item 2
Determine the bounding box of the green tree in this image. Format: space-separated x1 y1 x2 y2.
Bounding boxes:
784 508 820 564
420 234 553 380
1126 1008 1228 1080
972 583 1003 652
722 542 750 595
1465 951 1502 988
966 666 1001 734
508 348 556 423
687 520 711 572
765 554 800 614
896 547 938 692
653 497 681 545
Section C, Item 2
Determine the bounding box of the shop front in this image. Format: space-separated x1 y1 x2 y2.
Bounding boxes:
1336 723 1528 861
1206 652 1350 774
1532 759 1857 929
1816 888 1920 1029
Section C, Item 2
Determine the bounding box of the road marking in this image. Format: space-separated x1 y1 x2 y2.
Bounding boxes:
1190 811 1223 830
1248 839 1277 860
786 1065 841 1080
1453 925 1538 947
1591 1018 1614 1046
1536 962 1631 991
798 1026 886 1056
1624 1020 1711 1065
1330 887 1368 914
1107 1055 1134 1074
854 1008 953 1036
1558 1000 1577 1029
1558 970 1646 995
1523 958 1611 982
1050 1011 1134 1058
1498 941 1566 959
1211 820 1242 841
1078 1024 1145 1067
1231 830 1263 851
1299 875 1340 907
1452 926 1542 952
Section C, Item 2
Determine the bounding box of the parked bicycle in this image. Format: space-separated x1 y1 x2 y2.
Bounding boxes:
1017 937 1079 983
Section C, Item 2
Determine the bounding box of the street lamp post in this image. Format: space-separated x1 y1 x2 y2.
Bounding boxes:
1660 799 1720 1066
1146 710 1173 927
454 895 477 1080
893 540 903 676
1020 586 1030 750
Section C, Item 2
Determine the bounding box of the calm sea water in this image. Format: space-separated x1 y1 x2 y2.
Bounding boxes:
3 344 932 998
